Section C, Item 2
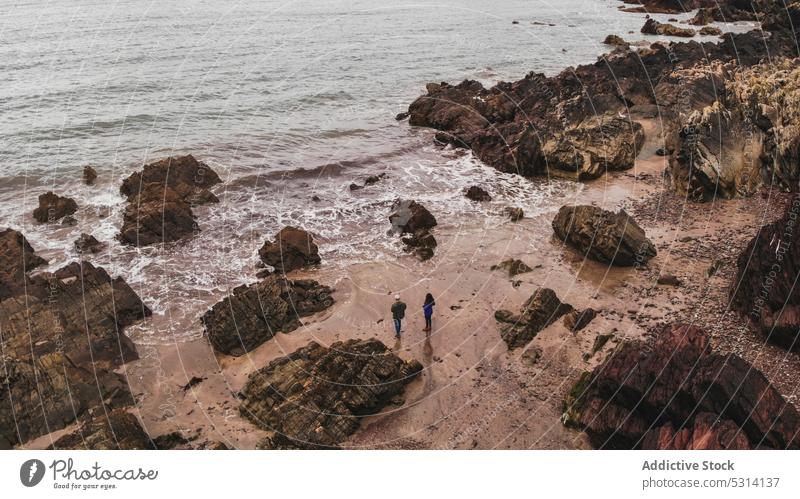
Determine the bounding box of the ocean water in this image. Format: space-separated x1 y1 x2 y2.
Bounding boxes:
0 0 755 343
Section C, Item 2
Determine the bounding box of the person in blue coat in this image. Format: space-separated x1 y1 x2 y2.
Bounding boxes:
423 293 435 332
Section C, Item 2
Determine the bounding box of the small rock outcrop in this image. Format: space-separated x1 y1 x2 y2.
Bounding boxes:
83 165 98 185
563 324 800 449
119 155 221 246
730 198 800 350
389 199 437 234
494 288 573 349
641 18 696 37
32 191 78 224
552 205 657 266
563 308 597 332
0 258 150 449
504 206 524 221
74 233 105 254
465 185 492 202
202 276 334 356
603 34 629 49
240 338 422 449
491 258 532 277
258 226 321 275
48 410 155 450
401 229 437 261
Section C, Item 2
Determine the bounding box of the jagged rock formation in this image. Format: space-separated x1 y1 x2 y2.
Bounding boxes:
405 2 797 189
258 226 321 275
552 205 657 266
491 258 532 277
494 288 573 349
74 233 105 254
240 339 422 449
83 165 98 185
389 199 437 234
0 252 150 448
119 155 221 246
730 197 800 350
202 276 334 356
32 192 78 224
563 324 800 449
563 308 597 332
48 410 156 450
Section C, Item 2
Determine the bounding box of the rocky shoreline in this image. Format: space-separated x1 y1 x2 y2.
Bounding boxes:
4 0 800 449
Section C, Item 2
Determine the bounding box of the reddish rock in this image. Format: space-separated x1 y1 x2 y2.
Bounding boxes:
730 197 800 350
120 154 221 204
32 191 78 224
465 185 492 202
563 324 800 449
0 228 47 298
258 226 321 275
74 233 105 254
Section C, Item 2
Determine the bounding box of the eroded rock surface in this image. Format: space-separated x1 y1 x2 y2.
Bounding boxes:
563 324 800 449
552 205 656 266
0 256 150 449
33 192 78 224
202 276 334 356
389 200 437 234
0 228 47 298
48 410 155 450
240 338 422 449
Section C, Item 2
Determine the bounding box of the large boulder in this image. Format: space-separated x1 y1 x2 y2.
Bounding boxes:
0 260 150 449
258 226 321 275
389 200 437 234
730 198 800 350
494 288 573 349
119 155 221 247
32 192 78 224
552 205 657 266
563 324 800 449
48 410 155 450
202 276 334 356
0 228 47 298
240 338 422 449
401 229 437 261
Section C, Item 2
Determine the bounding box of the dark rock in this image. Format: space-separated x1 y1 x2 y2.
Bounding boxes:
552 205 657 266
32 191 78 224
151 432 190 450
401 229 437 261
349 183 363 191
240 338 422 449
657 274 682 286
699 26 723 36
521 346 542 365
83 165 98 185
563 324 800 449
47 410 155 450
181 376 207 392
589 332 614 355
389 200 437 234
202 276 334 356
258 226 321 275
564 308 597 331
730 198 800 350
364 173 386 185
641 18 696 37
603 34 629 49
0 228 47 298
491 258 532 276
655 147 667 156
495 288 573 349
74 233 105 254
395 112 410 121
0 261 150 448
465 185 492 202
119 155 221 246
503 206 524 221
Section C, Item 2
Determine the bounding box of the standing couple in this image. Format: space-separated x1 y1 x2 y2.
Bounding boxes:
391 293 435 339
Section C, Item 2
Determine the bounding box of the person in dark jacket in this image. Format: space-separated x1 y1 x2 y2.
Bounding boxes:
391 294 406 338
423 293 435 332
